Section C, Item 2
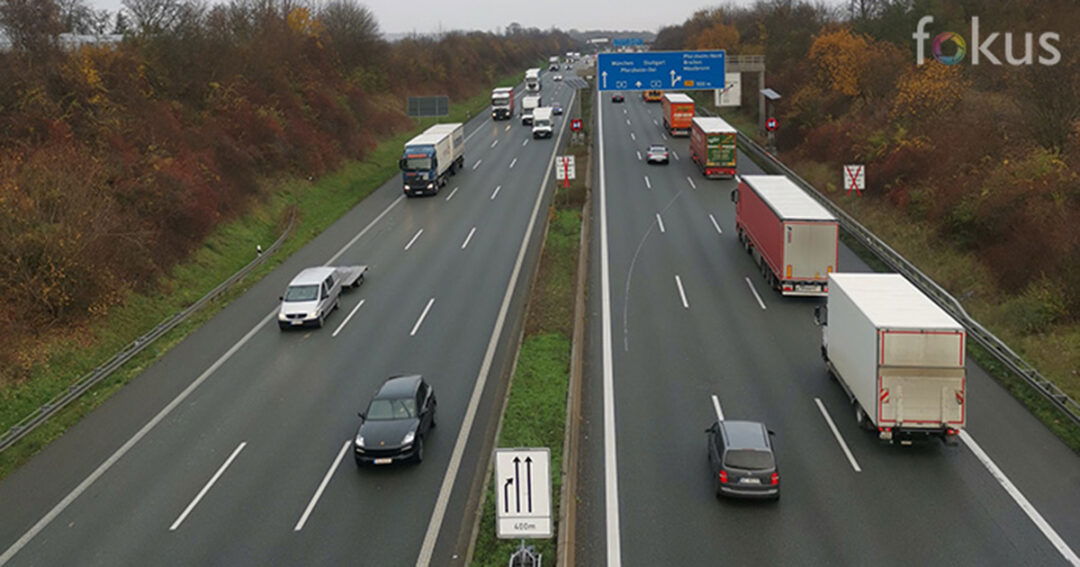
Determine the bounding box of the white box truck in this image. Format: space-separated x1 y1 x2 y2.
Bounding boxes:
398 123 465 197
525 68 541 92
491 86 514 120
521 95 541 125
815 273 966 444
532 107 553 138
733 175 838 296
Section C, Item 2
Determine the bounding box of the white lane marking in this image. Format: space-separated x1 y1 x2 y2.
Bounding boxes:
636 151 642 161
655 213 665 234
626 119 631 126
630 132 636 141
623 109 627 114
404 228 424 250
522 138 529 147
675 275 689 309
814 399 862 473
711 395 724 422
0 185 406 564
673 150 680 161
415 90 578 567
745 277 767 310
686 176 697 189
509 157 518 169
472 159 482 170
596 88 623 567
410 298 435 336
621 191 684 352
662 133 668 140
294 440 350 531
504 124 511 132
445 186 459 201
490 185 502 200
170 441 246 531
653 119 659 126
644 176 651 189
960 430 1080 566
331 299 366 338
461 227 476 249
709 214 723 235
490 139 498 148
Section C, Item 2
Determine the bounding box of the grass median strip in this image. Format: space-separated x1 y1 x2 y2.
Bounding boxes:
0 76 515 481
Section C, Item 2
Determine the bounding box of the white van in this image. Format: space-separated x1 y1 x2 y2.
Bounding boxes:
278 265 367 329
532 107 553 138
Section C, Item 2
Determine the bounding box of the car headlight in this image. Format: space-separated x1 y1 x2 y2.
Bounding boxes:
402 431 415 445
427 183 434 189
355 435 365 448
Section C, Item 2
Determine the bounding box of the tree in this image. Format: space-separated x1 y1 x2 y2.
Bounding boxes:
122 0 199 35
318 0 383 71
694 21 740 52
0 0 63 56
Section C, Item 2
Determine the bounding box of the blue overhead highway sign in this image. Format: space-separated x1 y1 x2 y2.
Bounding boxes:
612 38 643 47
597 50 726 91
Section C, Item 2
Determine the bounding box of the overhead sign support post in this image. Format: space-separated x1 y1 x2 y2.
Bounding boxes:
597 50 726 92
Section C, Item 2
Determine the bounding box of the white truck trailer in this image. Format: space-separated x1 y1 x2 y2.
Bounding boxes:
398 123 465 196
531 107 553 138
816 273 967 444
521 95 541 125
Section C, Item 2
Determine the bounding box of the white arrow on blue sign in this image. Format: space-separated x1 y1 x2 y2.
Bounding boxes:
598 50 726 92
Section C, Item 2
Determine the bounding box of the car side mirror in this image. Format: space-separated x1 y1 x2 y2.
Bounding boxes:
358 412 366 420
278 296 283 301
768 430 776 436
730 189 739 203
397 158 407 170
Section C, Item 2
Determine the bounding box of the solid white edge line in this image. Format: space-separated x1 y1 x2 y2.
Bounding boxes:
445 187 460 201
410 298 435 336
331 299 366 338
169 441 247 531
711 395 724 422
490 185 502 200
655 213 665 234
745 277 767 310
414 88 578 567
960 430 1080 566
461 227 477 250
674 275 689 309
709 214 723 235
405 228 424 251
813 398 862 473
472 159 482 170
294 440 351 531
1 186 409 564
598 87 624 567
509 157 518 169
644 176 651 189
686 176 696 189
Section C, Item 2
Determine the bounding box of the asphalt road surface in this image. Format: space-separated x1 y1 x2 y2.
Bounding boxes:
0 69 582 566
576 90 1080 566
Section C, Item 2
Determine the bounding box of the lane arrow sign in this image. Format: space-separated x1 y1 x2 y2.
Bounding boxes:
526 457 533 512
503 477 512 513
601 71 608 89
513 457 521 513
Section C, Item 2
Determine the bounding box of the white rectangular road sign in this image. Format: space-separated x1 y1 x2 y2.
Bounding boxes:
715 72 741 107
495 448 552 539
844 164 865 194
555 155 576 180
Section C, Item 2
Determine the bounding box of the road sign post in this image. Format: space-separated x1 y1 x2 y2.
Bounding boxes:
597 50 726 91
844 164 865 196
495 448 552 539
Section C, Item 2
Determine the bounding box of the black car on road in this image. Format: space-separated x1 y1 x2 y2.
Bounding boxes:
707 420 780 500
355 375 436 466
611 92 625 103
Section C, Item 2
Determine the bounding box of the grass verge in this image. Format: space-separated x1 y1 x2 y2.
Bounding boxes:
470 87 590 566
0 72 519 480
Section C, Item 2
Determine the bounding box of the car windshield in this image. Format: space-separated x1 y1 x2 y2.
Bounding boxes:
403 156 432 171
283 284 318 302
724 449 775 470
650 146 667 153
492 96 510 106
366 397 417 420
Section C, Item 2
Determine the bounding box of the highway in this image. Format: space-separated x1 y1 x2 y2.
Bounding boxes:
0 71 581 566
576 90 1080 566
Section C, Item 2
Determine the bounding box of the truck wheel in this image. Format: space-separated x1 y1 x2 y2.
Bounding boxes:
855 405 873 431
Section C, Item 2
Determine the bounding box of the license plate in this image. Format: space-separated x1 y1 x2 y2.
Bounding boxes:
739 477 761 484
374 458 393 465
291 320 303 326
796 284 821 292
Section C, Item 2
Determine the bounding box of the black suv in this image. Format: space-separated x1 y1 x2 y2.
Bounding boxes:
355 375 436 466
706 420 780 500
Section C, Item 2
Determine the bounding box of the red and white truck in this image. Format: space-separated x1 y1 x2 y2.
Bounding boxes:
815 273 967 445
661 93 694 136
733 175 838 296
689 117 737 178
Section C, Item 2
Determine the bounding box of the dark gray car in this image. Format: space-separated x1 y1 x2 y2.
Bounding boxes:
706 420 780 500
355 375 436 466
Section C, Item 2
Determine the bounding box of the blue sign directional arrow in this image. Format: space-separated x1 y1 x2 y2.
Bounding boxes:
597 50 726 91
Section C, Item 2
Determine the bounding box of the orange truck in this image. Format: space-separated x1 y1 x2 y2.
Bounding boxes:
661 93 694 136
642 89 663 102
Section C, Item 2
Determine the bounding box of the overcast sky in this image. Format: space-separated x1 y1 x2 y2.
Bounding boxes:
87 0 742 35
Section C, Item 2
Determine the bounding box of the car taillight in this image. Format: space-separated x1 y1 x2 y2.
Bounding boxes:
718 470 728 484
770 473 780 485
946 428 959 436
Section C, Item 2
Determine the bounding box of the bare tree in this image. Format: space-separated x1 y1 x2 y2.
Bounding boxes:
318 0 382 70
0 0 63 54
122 0 203 35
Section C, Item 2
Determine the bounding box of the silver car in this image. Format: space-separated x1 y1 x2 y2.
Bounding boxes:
646 144 670 164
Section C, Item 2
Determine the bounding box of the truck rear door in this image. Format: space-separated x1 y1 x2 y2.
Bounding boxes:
878 367 966 428
782 222 837 283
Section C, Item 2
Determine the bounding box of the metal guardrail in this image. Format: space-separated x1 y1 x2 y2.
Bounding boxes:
707 108 1080 427
0 213 297 453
